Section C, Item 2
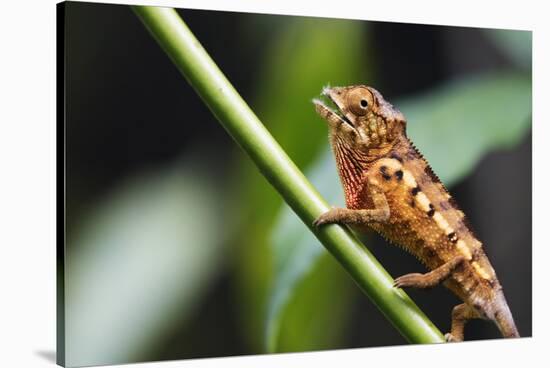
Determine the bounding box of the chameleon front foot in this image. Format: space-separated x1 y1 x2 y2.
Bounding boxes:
312 208 343 227
314 204 391 228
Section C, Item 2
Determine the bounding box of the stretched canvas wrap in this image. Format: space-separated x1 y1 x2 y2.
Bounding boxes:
58 1 532 367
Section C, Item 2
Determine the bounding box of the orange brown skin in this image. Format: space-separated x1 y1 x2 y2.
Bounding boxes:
312 85 519 341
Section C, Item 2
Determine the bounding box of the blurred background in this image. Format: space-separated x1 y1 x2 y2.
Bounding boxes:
63 2 532 367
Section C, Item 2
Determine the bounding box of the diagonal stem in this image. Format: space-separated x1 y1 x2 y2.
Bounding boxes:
132 5 445 345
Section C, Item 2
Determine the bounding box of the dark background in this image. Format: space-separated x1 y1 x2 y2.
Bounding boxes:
63 1 531 365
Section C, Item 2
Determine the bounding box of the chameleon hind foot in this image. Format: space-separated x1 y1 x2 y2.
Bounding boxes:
445 303 480 342
393 256 466 289
393 272 437 289
444 333 459 342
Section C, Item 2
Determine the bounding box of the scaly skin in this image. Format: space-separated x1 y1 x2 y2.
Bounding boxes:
312 85 519 341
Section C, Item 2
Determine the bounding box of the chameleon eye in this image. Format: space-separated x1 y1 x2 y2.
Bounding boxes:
347 88 372 116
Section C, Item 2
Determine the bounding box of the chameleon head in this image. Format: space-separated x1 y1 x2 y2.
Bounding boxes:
313 85 406 152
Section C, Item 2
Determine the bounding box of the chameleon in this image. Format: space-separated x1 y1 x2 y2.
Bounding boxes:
312 85 519 341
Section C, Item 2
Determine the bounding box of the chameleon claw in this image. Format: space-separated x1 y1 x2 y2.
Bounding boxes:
313 214 331 227
444 333 458 342
313 207 341 227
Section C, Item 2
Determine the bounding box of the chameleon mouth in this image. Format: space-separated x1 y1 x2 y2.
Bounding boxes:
312 94 354 128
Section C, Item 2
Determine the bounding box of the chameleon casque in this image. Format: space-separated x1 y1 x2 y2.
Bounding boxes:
312 85 519 341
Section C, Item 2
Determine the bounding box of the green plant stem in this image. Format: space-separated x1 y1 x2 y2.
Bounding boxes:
132 6 445 344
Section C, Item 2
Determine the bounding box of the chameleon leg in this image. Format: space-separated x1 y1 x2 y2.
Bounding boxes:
313 186 389 227
445 303 479 342
393 255 465 289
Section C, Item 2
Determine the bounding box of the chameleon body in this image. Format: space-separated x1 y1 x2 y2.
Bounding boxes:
312 85 519 341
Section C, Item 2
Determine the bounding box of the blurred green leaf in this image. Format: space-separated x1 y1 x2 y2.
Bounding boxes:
401 72 531 185
267 71 531 351
66 160 227 367
484 29 532 70
232 17 371 352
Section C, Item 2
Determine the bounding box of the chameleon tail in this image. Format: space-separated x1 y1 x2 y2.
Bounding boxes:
492 290 520 338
